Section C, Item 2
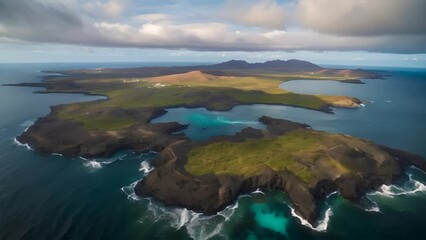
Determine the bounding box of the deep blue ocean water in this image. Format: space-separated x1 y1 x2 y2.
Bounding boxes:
0 63 425 240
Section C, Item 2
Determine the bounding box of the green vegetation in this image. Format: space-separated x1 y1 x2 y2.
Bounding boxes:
96 87 326 110
74 115 135 130
55 102 138 131
42 71 360 130
54 86 327 130
185 129 329 182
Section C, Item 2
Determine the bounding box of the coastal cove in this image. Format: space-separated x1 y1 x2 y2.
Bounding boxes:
154 73 426 157
0 63 425 240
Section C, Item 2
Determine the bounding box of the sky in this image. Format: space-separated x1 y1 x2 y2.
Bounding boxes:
0 0 425 67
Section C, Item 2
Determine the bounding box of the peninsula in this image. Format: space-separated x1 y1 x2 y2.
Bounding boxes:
7 60 373 158
6 60 425 226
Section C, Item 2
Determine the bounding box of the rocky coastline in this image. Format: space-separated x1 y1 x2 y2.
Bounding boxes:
17 106 188 158
6 61 419 227
135 116 426 226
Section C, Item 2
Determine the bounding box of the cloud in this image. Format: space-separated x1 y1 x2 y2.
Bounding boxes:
90 22 426 53
0 0 106 46
0 0 82 28
223 0 285 30
0 0 425 54
297 0 426 36
133 14 174 23
82 0 127 19
101 0 126 18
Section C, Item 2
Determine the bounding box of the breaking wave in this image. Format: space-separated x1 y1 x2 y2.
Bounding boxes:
365 204 380 213
13 137 33 151
252 188 265 195
123 185 244 239
98 153 128 165
121 180 141 201
139 161 153 175
217 200 240 221
369 174 426 198
290 207 333 232
289 192 337 232
362 196 381 213
135 198 226 240
82 153 128 169
83 161 102 169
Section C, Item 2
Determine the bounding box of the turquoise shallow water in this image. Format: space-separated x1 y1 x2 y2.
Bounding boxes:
154 71 426 157
0 63 425 240
250 202 289 235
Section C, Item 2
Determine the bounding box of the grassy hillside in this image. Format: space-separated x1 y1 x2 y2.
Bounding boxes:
185 129 351 183
40 71 362 131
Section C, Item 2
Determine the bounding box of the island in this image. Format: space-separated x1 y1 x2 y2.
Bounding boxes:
5 59 425 226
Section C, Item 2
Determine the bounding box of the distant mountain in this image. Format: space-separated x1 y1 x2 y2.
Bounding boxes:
210 60 251 69
209 59 323 72
45 59 379 80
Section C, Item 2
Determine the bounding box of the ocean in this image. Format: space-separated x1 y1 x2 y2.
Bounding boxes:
0 63 425 239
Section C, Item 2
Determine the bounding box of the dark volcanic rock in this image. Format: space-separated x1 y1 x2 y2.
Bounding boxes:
135 116 423 226
259 115 310 135
17 107 187 158
135 140 319 222
379 145 426 173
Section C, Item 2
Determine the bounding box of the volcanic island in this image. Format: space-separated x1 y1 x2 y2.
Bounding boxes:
6 60 426 226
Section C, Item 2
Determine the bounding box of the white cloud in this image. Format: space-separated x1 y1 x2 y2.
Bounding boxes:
223 0 285 30
139 23 165 36
297 0 426 36
102 0 126 18
0 0 425 54
89 21 426 53
263 30 286 39
133 14 174 23
83 0 126 19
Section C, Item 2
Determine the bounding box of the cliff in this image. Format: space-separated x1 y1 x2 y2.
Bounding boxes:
135 116 425 226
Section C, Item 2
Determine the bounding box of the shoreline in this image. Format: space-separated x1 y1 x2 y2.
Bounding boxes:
2 61 380 157
6 62 423 227
4 73 377 159
135 116 426 226
4 78 338 114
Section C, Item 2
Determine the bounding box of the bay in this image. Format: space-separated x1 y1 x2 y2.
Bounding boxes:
0 63 425 239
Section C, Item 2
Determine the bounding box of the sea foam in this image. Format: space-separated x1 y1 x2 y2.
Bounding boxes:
135 198 224 240
363 196 381 212
365 204 380 213
217 200 240 221
288 192 336 232
121 180 141 200
82 153 129 169
139 161 153 175
290 207 333 232
369 174 426 198
83 161 102 169
13 137 33 151
128 190 243 239
252 188 265 195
